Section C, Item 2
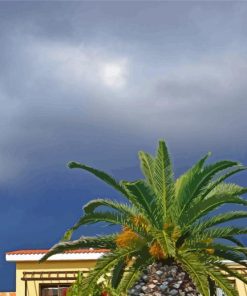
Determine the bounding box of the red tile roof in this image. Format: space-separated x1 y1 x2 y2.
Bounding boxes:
6 249 109 255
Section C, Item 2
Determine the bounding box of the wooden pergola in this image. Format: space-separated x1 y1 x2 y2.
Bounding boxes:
21 270 89 296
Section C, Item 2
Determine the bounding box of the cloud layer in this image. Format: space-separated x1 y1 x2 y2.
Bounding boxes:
1 2 247 290
1 29 247 183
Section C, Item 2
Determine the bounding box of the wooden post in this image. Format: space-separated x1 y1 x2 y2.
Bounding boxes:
25 280 27 296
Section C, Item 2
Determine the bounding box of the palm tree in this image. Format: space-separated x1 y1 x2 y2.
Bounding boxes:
42 140 247 296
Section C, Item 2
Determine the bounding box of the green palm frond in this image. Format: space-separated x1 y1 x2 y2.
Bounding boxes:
138 151 155 187
184 227 247 250
192 160 239 195
201 226 247 239
190 242 247 263
222 236 245 247
215 245 247 263
111 258 127 289
67 272 85 296
206 183 247 198
191 182 247 213
116 265 143 295
178 252 210 296
41 234 117 261
176 157 238 215
153 140 175 217
81 247 138 295
215 261 247 286
116 248 152 293
194 211 247 231
83 199 138 216
61 211 151 242
121 180 162 228
207 268 238 296
198 251 247 286
180 195 247 226
212 249 247 268
152 228 175 257
68 161 127 197
175 152 211 209
201 165 247 199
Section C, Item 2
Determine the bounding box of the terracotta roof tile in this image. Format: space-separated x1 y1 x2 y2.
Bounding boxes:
6 249 109 255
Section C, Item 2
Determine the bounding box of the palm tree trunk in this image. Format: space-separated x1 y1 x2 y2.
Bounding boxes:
128 262 200 296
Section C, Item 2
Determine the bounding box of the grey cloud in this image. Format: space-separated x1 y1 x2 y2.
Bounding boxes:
1 2 247 184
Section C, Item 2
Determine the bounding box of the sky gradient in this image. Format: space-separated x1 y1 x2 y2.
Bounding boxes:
1 1 247 291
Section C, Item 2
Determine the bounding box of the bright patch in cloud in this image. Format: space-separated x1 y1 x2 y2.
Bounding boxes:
100 61 127 89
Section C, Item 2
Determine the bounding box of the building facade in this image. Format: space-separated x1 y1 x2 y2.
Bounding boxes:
6 249 108 296
6 249 247 296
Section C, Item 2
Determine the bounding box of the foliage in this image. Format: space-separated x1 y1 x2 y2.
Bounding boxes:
42 140 247 296
66 272 85 296
67 271 123 296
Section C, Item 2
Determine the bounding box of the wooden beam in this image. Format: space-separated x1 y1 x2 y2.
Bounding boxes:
22 277 77 281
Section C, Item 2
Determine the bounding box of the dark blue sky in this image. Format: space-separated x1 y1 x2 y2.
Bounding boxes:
1 1 247 291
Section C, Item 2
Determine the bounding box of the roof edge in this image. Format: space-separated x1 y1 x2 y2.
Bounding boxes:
6 249 109 262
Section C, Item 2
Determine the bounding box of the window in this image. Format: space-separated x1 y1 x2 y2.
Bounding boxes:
40 284 70 296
